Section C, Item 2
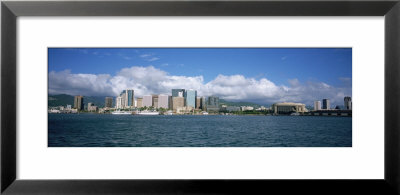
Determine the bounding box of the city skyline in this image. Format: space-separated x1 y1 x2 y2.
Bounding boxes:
49 48 352 105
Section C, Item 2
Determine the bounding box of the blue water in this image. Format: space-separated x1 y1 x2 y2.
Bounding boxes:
48 114 352 147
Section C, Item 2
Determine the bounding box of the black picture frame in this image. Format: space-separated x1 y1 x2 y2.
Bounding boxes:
2 0 400 194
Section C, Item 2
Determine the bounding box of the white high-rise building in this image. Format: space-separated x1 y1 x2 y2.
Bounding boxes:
142 95 153 107
314 101 321 111
116 96 123 109
158 94 172 109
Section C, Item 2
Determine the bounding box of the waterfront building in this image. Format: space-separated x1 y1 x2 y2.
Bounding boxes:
87 103 98 112
124 89 135 107
66 105 72 110
314 101 321 111
176 106 194 114
74 95 84 111
105 97 113 108
152 95 159 108
241 106 254 111
185 89 197 108
142 95 153 107
172 89 185 97
344 96 352 110
116 96 123 109
137 98 143 108
158 94 172 109
272 102 306 114
196 97 203 109
206 96 219 112
226 106 241 112
201 97 207 111
172 97 185 111
322 99 330 110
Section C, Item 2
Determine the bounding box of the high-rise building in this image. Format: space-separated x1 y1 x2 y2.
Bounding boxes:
142 95 153 107
314 101 321 111
172 89 185 97
172 97 185 111
152 95 159 108
158 94 172 109
74 95 84 111
137 98 143 108
115 96 123 109
105 97 113 108
117 89 134 108
125 89 135 107
344 96 352 110
185 89 197 108
206 96 219 112
201 96 207 111
322 99 330 110
196 97 202 109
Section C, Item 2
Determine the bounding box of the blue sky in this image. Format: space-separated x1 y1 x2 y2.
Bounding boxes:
48 48 352 106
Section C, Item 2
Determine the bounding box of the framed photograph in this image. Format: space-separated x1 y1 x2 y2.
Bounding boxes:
2 0 400 194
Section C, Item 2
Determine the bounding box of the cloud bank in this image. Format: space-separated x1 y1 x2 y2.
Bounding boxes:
49 66 351 106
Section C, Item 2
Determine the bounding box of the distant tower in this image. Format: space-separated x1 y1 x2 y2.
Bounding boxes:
344 96 352 110
185 89 197 108
105 97 113 108
172 89 185 97
322 99 330 110
74 95 84 111
142 95 153 107
314 101 321 111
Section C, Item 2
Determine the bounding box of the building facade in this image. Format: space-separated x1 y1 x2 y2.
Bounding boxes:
272 102 306 114
115 96 123 109
137 98 143 108
206 96 219 112
74 95 84 111
344 96 352 110
158 94 172 109
172 89 185 97
105 97 113 108
196 97 203 110
142 95 153 107
314 101 321 111
152 95 159 108
185 89 197 108
322 99 330 110
172 97 185 111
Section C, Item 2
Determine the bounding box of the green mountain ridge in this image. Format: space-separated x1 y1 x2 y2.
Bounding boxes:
49 94 266 109
48 94 111 108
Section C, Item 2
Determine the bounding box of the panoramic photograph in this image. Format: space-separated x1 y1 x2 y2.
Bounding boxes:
48 48 352 147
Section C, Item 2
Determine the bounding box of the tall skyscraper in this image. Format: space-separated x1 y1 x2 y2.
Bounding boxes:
201 96 207 111
116 96 123 109
137 98 143 108
105 97 113 108
119 90 126 108
196 97 202 109
172 97 185 111
142 95 153 107
344 96 352 110
125 89 135 107
158 94 171 109
185 89 197 108
206 96 219 112
322 99 330 110
314 101 321 111
172 89 185 97
74 95 84 111
152 95 159 108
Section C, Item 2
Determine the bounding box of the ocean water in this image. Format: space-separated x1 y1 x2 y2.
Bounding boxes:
48 114 352 147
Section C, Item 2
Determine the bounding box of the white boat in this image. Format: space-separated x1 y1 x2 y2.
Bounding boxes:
202 112 209 115
112 110 132 115
138 111 159 115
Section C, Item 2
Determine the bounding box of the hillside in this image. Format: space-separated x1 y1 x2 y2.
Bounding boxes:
48 94 112 108
219 99 266 108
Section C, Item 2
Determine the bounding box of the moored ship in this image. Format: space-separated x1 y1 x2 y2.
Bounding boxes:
138 110 160 115
111 110 132 115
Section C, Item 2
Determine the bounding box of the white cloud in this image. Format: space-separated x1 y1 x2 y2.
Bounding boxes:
49 66 351 106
